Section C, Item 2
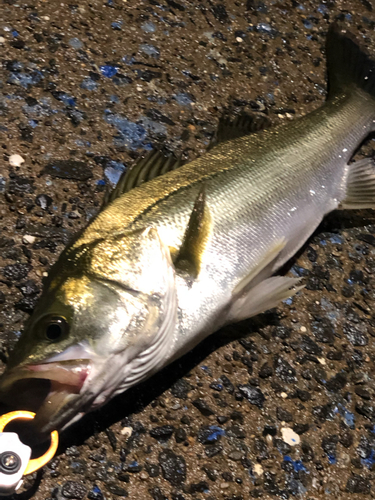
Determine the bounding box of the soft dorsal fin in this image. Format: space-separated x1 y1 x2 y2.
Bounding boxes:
209 112 271 150
174 186 211 278
102 150 185 208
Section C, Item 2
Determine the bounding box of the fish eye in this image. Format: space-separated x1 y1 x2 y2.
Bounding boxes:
44 316 69 341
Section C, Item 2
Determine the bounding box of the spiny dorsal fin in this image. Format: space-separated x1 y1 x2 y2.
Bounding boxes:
209 112 271 150
174 186 211 279
102 150 185 208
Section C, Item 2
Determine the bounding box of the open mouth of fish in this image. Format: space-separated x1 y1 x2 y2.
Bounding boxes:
0 360 91 435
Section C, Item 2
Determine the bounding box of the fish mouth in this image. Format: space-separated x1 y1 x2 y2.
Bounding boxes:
0 360 91 437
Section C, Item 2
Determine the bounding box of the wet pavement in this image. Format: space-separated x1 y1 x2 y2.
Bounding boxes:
1 0 375 498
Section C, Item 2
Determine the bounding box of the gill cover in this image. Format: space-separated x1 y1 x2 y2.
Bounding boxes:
83 226 178 363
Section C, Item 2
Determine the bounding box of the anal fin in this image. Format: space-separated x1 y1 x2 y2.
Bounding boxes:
340 158 375 209
228 276 303 322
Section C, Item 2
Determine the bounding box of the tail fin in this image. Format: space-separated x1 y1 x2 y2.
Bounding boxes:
326 25 375 100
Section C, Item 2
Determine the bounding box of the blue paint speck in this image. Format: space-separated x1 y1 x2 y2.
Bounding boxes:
256 22 272 33
55 92 76 107
70 461 83 472
12 30 19 37
361 449 375 469
8 69 44 88
206 426 225 442
328 454 336 465
291 265 309 277
329 234 343 244
104 160 126 186
122 55 136 65
81 78 98 91
343 409 355 429
303 19 313 29
317 4 329 14
75 139 91 147
104 112 148 150
139 44 160 58
141 21 156 33
284 456 308 473
137 116 167 136
100 65 118 78
111 21 123 30
173 93 195 106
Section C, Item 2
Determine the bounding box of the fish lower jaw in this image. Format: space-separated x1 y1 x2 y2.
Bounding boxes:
0 360 92 435
32 357 112 433
29 361 92 432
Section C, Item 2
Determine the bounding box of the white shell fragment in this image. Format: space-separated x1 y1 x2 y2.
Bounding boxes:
281 427 300 446
9 154 25 167
120 426 133 438
22 235 36 245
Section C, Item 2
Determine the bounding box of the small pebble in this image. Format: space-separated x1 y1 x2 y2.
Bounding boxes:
69 37 84 49
281 427 300 446
266 434 273 444
253 464 263 476
0 37 5 43
158 449 186 486
9 154 25 167
228 450 242 461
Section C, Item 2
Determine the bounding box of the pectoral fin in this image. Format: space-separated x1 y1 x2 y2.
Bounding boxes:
228 276 303 323
174 187 211 278
340 158 375 209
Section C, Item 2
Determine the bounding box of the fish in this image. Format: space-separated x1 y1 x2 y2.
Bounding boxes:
1 24 375 437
